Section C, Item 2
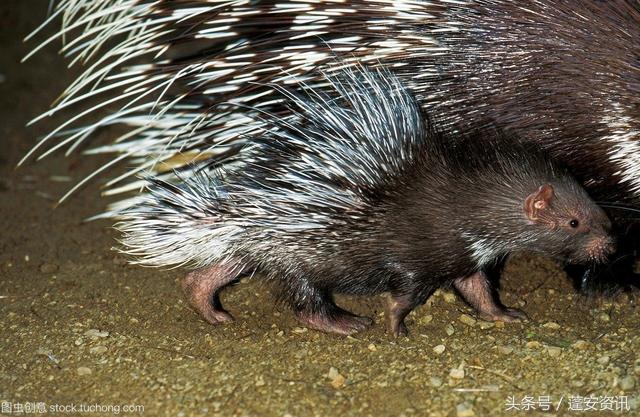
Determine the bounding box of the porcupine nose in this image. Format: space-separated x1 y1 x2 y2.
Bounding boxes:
587 236 616 263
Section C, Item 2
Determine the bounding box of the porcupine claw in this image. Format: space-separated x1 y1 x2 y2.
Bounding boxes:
295 308 373 335
453 272 529 323
181 263 243 325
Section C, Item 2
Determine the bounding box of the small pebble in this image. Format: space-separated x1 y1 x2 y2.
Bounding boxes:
443 292 457 303
445 324 455 336
430 377 443 387
39 263 58 274
458 314 476 327
478 321 495 330
77 367 92 376
498 346 514 355
327 367 346 389
84 329 109 338
456 403 475 417
433 345 446 355
542 322 560 330
420 314 433 324
599 313 611 322
89 346 107 355
620 375 636 391
547 346 562 357
368 343 377 352
597 355 610 366
526 341 541 349
449 368 465 379
571 340 591 350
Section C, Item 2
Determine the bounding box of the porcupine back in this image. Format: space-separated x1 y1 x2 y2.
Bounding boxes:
116 66 429 270
23 1 640 215
116 65 613 313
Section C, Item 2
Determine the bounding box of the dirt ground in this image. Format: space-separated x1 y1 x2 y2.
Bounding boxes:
1 2 639 416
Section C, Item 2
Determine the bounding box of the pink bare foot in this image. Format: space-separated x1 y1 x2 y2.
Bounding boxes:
295 309 373 335
387 294 415 337
181 262 244 325
478 306 528 322
453 271 528 323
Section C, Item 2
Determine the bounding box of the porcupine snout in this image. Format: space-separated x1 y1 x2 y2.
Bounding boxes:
584 235 617 264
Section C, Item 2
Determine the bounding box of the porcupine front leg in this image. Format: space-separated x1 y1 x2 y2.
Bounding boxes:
288 282 373 335
181 262 245 324
453 271 528 322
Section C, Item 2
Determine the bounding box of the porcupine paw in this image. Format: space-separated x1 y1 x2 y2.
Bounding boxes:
295 310 373 335
199 306 234 325
389 319 409 338
479 307 528 323
181 265 240 326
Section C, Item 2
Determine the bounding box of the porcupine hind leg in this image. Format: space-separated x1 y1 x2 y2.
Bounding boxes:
181 262 245 325
387 285 437 337
289 283 373 335
453 271 528 322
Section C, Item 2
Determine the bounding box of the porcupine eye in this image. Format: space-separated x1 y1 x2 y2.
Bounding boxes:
569 219 579 228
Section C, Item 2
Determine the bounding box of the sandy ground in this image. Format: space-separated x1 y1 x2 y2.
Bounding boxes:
1 2 639 416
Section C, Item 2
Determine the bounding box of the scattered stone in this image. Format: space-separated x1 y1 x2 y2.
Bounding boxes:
430 377 443 387
459 314 476 327
599 313 611 322
292 327 307 334
526 341 541 349
77 367 92 376
456 403 475 417
84 329 109 338
597 356 610 366
445 324 455 336
547 346 562 358
442 292 457 303
255 376 266 387
542 322 560 330
89 346 107 355
368 343 377 352
571 340 590 350
39 263 58 274
449 368 465 379
420 314 433 324
433 345 446 355
328 367 346 389
498 346 514 355
620 375 636 391
478 321 495 330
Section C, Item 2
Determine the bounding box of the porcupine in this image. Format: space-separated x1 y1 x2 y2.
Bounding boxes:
23 1 640 289
116 66 615 336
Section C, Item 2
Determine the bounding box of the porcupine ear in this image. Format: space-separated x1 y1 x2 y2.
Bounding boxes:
524 184 555 221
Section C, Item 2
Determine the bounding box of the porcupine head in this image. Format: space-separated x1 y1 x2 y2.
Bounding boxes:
383 134 617 335
410 137 617 270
